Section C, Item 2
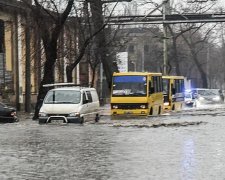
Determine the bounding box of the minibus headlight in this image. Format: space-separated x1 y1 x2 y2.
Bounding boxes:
39 112 47 117
68 112 80 117
140 105 146 109
112 105 118 109
164 102 169 106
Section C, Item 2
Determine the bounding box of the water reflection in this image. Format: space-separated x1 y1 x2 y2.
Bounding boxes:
181 138 196 180
0 107 225 179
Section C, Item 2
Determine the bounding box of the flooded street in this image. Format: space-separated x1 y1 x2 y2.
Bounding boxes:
1 105 225 180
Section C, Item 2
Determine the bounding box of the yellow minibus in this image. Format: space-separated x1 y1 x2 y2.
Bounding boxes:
111 72 164 116
162 76 185 111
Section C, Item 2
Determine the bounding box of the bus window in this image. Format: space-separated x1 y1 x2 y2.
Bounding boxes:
112 75 147 97
158 76 163 92
153 76 157 92
175 79 184 93
149 81 154 95
163 79 169 95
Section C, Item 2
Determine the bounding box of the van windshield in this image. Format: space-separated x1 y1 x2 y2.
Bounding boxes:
44 90 81 104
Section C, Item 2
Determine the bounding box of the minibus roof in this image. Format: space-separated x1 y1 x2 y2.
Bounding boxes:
162 75 185 79
113 72 162 76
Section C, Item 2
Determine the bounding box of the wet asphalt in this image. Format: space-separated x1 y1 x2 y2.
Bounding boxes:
1 104 225 180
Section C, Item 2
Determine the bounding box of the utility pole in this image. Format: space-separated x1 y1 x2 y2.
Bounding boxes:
162 0 170 75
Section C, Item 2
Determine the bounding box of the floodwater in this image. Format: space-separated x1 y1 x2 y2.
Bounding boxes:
1 105 225 180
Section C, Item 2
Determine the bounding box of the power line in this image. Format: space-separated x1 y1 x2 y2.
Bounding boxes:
106 13 225 25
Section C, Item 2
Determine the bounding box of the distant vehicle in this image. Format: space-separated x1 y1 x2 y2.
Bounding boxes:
39 84 100 124
162 76 185 111
189 88 224 107
111 72 164 116
184 90 195 107
0 102 18 123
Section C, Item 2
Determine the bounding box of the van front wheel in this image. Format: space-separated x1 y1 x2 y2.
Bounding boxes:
149 108 153 115
80 117 84 124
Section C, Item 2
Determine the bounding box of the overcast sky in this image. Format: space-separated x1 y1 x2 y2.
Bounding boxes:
108 0 225 16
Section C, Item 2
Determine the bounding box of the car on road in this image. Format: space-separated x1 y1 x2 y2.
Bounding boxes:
0 102 18 123
191 88 224 107
184 90 195 107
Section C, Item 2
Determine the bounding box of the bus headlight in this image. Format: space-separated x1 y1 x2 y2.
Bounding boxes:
140 105 147 109
112 105 118 109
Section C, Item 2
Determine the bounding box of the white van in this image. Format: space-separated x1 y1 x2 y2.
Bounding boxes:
38 86 100 124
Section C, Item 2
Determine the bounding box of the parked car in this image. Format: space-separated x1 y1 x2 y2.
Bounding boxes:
39 85 101 124
0 102 18 123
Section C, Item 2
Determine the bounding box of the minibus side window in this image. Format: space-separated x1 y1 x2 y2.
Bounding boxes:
153 76 157 92
159 77 163 92
149 80 154 95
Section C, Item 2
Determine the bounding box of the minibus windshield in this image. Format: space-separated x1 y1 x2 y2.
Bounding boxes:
112 75 147 97
44 90 81 104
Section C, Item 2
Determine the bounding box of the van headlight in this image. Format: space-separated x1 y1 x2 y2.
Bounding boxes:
39 112 47 117
68 112 80 117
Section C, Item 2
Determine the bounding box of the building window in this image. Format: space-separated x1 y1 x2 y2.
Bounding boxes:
144 45 149 53
128 45 134 53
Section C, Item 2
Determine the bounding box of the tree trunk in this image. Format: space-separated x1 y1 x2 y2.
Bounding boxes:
66 65 73 83
90 0 114 89
25 19 31 112
172 36 181 76
33 48 56 119
191 51 208 88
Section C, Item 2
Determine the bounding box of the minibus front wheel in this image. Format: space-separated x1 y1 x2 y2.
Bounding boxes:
158 106 161 115
80 117 84 124
172 104 175 110
149 107 153 115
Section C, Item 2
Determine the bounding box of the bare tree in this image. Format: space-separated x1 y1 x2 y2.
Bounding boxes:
22 0 74 119
181 23 218 88
66 0 121 89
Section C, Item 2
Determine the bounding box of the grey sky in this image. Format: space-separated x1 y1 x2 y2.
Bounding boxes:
109 0 224 16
